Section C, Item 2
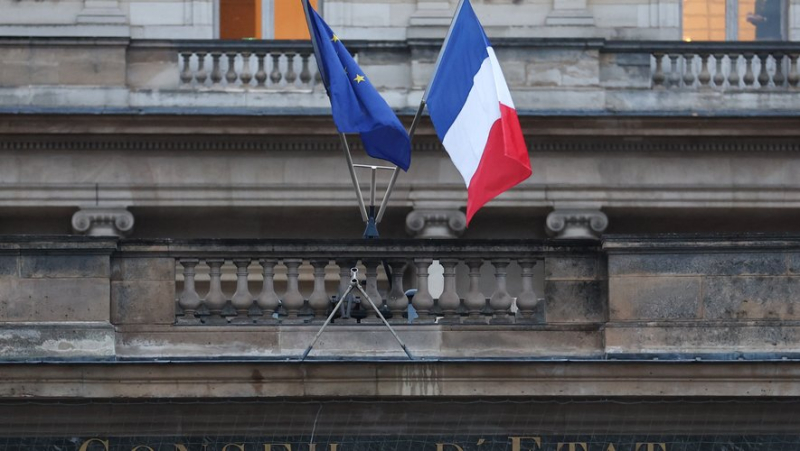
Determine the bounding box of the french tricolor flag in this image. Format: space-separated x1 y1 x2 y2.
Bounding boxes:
425 0 532 225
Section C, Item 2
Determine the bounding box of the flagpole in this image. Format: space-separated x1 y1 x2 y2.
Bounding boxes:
301 0 368 222
376 99 425 223
376 0 466 223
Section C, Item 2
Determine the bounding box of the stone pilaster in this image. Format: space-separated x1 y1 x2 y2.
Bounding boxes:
545 0 595 26
546 209 608 240
406 209 467 239
408 0 453 38
77 0 127 25
72 207 134 237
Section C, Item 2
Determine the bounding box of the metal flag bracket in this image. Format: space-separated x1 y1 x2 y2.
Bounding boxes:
352 163 395 239
300 267 414 361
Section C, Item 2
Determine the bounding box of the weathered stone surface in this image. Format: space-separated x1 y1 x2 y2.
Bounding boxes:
0 323 114 360
111 280 175 325
609 276 701 321
605 323 800 355
544 280 606 323
0 256 17 276
19 254 109 279
702 276 800 320
545 256 602 280
439 327 602 358
111 257 174 281
784 252 800 274
0 277 110 322
609 252 787 277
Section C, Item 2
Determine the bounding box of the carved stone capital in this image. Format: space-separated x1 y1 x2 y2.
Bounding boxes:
546 209 608 240
72 207 134 237
405 209 467 239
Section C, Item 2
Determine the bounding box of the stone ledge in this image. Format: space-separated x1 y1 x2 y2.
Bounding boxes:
605 322 800 355
3 360 800 398
115 324 604 360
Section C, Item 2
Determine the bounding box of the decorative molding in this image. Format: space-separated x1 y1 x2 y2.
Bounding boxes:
76 0 127 25
406 209 467 239
546 209 608 240
72 207 134 237
2 139 800 154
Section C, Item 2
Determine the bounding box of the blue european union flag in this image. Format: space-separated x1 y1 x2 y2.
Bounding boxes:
307 5 411 171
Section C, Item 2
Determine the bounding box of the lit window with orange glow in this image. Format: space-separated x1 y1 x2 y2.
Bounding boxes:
682 0 784 41
219 0 319 40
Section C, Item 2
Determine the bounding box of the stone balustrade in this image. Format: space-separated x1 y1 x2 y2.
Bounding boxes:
642 43 800 90
5 235 800 360
3 37 800 113
177 41 322 90
173 242 559 325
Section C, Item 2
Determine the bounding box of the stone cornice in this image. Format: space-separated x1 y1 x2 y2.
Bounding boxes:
1 135 800 154
2 115 800 138
3 361 800 398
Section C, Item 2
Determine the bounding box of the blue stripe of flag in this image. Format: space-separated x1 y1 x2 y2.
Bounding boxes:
426 0 492 142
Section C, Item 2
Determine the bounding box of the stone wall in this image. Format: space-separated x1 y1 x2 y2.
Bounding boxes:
605 235 800 356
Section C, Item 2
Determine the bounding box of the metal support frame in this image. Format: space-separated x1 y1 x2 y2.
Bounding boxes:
301 268 414 361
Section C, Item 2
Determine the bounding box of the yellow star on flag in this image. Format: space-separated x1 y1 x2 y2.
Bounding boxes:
354 74 365 83
331 34 340 42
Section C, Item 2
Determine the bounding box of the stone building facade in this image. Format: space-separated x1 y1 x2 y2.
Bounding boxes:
1 0 800 449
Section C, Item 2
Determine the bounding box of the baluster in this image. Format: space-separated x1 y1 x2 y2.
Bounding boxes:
787 53 800 88
270 53 283 85
204 259 227 316
257 259 280 320
195 51 208 85
225 52 238 85
210 52 223 85
412 258 434 322
437 259 461 324
360 259 383 322
757 53 770 88
786 53 800 88
314 70 322 85
336 258 357 322
697 53 711 87
652 52 666 88
773 52 785 87
516 259 541 322
712 53 725 88
255 52 267 87
178 259 201 316
308 260 330 320
285 52 297 86
463 259 486 324
240 52 253 86
682 53 696 87
489 259 513 323
728 53 741 88
299 52 312 86
230 259 253 316
179 52 194 85
282 259 305 322
385 260 408 323
743 53 755 87
668 54 681 88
